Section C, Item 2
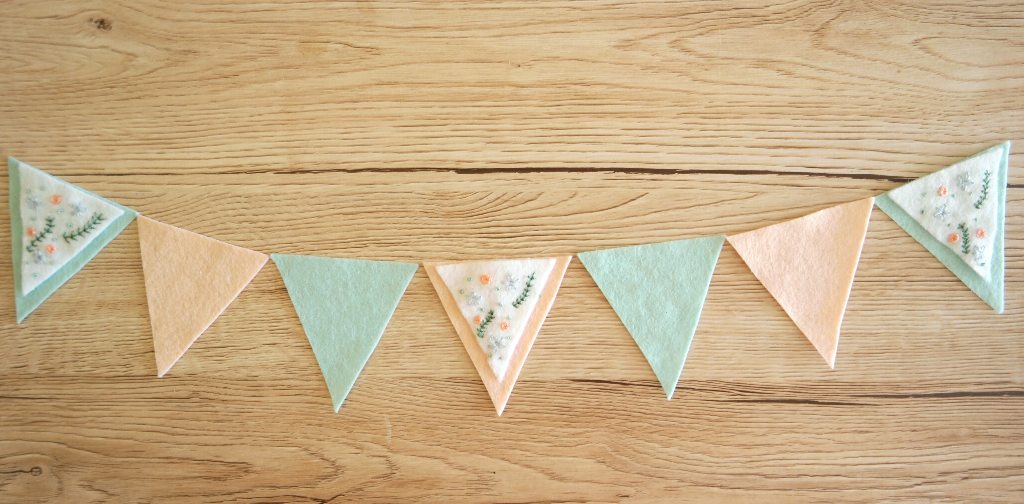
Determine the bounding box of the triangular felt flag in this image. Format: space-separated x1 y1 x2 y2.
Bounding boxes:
578 236 724 399
727 198 874 368
271 254 418 412
8 158 138 323
137 216 268 377
424 256 571 415
876 142 1009 312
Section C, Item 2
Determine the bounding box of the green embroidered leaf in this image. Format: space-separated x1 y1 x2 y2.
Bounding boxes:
975 170 991 209
26 216 55 252
958 223 972 254
63 212 106 243
476 309 495 338
512 272 535 308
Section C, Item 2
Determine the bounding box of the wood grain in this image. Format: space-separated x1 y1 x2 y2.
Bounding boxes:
1 1 1022 502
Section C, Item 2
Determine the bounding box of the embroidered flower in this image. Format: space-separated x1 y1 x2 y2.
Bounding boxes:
938 186 948 197
976 228 986 239
31 249 45 264
26 196 41 211
46 244 57 254
480 275 492 285
947 233 959 244
26 227 36 237
957 172 975 190
973 245 987 264
50 195 62 205
500 321 511 331
473 315 482 324
70 201 88 217
487 334 507 356
503 275 520 291
465 291 482 307
934 204 950 221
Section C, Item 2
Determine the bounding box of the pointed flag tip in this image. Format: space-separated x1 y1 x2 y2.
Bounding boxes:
657 365 682 399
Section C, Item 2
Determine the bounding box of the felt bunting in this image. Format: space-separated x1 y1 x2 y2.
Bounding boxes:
137 216 268 377
727 198 874 368
271 254 418 412
425 256 571 415
578 236 724 399
8 158 138 323
875 142 1009 312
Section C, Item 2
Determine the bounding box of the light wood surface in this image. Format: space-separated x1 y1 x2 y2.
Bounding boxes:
1 1 1022 502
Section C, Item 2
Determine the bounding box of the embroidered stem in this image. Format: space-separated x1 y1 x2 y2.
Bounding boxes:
958 223 972 255
26 216 55 252
63 212 105 243
476 310 495 339
974 170 991 209
512 272 535 308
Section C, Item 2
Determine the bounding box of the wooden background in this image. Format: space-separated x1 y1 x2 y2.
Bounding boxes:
1 1 1022 502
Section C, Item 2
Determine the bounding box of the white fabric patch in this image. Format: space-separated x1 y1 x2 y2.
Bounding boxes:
18 162 124 294
436 258 556 381
888 147 1003 281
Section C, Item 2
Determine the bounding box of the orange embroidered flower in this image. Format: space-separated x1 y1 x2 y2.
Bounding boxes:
480 275 491 285
50 194 62 205
26 227 36 237
46 244 56 254
473 315 482 324
948 233 959 244
976 228 986 239
500 321 511 331
937 186 947 197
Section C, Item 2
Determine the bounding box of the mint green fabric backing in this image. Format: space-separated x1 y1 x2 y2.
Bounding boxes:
271 254 418 412
578 235 725 399
9 157 138 323
875 142 1009 313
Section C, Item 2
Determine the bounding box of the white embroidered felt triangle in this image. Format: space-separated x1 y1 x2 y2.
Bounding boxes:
16 162 125 295
425 256 572 415
886 147 1003 281
435 258 557 380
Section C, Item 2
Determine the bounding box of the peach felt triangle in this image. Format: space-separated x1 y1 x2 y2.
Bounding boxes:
424 256 571 416
137 216 268 377
726 198 874 368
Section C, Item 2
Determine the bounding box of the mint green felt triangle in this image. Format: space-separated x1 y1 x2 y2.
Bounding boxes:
9 158 138 323
875 142 1009 313
271 254 418 412
578 235 725 399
